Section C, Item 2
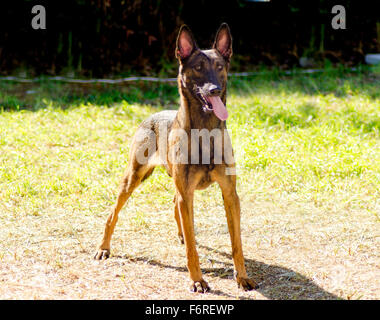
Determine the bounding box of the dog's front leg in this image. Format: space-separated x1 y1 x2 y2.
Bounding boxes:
176 190 210 293
212 168 258 291
223 188 258 291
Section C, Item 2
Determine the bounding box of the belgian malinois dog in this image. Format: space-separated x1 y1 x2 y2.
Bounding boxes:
94 23 258 292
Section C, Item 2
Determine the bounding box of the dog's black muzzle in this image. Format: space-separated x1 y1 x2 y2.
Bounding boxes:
196 83 222 113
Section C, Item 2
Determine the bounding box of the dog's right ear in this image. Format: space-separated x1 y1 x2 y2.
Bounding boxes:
176 25 198 61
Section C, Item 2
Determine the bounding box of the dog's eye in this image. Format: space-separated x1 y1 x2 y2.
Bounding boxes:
194 65 202 71
217 64 223 71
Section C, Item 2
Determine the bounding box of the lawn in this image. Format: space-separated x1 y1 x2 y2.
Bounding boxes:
0 68 379 299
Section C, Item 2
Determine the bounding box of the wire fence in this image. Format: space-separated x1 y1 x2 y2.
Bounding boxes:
0 68 359 84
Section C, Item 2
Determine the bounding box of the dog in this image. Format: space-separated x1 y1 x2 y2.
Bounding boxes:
94 23 258 293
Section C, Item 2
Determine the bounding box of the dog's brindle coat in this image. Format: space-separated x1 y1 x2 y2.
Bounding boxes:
94 24 258 292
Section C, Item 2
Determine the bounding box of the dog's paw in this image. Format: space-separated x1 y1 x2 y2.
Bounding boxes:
94 249 110 260
237 277 259 291
178 234 184 244
190 279 210 293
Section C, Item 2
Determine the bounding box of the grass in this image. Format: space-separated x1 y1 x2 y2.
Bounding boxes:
0 68 379 299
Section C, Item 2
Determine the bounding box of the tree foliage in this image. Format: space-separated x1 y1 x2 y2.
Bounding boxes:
0 0 378 76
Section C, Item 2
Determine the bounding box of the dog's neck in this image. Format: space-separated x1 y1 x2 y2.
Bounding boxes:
176 78 227 131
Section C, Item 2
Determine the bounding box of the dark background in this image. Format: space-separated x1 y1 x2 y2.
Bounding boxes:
0 0 379 77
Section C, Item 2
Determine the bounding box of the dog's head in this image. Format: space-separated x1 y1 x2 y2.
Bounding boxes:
175 23 232 121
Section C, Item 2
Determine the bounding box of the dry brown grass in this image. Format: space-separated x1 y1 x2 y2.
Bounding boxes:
1 177 378 300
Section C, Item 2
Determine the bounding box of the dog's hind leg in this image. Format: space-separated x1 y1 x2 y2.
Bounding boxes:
173 193 184 244
94 160 155 260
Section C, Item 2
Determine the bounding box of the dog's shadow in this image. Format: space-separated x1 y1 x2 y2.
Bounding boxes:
119 244 340 300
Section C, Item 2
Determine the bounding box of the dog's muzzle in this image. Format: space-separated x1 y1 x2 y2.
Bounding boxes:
196 84 222 113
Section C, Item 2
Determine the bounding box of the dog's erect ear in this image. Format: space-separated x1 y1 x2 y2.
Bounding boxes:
213 23 233 61
176 25 198 61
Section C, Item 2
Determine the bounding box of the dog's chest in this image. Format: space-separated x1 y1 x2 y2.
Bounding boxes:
194 165 215 190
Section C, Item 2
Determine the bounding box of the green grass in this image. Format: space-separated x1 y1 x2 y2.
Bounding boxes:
1 69 378 217
0 68 379 299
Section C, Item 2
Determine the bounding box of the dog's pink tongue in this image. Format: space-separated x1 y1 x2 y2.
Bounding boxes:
208 96 228 121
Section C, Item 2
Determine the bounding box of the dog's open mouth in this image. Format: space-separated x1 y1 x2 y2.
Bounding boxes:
197 93 229 121
198 93 213 112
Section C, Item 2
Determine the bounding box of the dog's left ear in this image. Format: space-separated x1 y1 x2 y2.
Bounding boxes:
213 23 233 61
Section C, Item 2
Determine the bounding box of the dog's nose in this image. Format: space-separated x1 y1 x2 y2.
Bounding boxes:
209 85 222 96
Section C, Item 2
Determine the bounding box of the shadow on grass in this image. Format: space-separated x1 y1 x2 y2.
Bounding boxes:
1 72 379 133
118 244 340 300
0 81 179 111
1 68 379 112
200 245 340 300
228 68 380 100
